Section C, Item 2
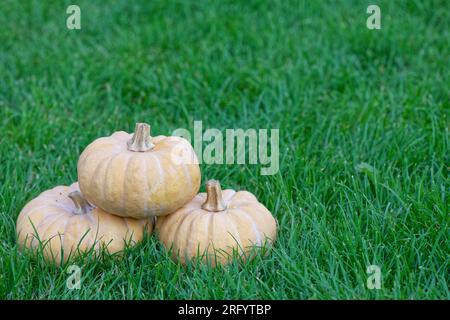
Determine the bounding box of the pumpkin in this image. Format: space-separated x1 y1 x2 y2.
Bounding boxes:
77 122 201 218
156 180 277 265
16 182 153 265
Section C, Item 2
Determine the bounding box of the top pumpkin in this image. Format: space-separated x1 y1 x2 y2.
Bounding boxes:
77 123 200 219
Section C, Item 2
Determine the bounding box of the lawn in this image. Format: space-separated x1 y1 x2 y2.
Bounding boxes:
0 0 448 299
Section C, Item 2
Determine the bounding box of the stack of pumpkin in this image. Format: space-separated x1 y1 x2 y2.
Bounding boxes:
16 123 277 266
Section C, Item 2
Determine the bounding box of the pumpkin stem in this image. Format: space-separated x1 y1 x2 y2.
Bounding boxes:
201 180 226 212
127 122 155 152
68 191 93 215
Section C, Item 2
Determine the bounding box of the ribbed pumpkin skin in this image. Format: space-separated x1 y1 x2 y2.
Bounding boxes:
156 189 277 266
16 183 153 265
77 131 201 218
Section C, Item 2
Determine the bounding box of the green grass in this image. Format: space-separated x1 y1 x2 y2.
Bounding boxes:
0 0 448 299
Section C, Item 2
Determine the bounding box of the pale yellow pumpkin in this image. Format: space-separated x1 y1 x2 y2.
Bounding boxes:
156 180 277 266
77 123 201 218
16 182 153 265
